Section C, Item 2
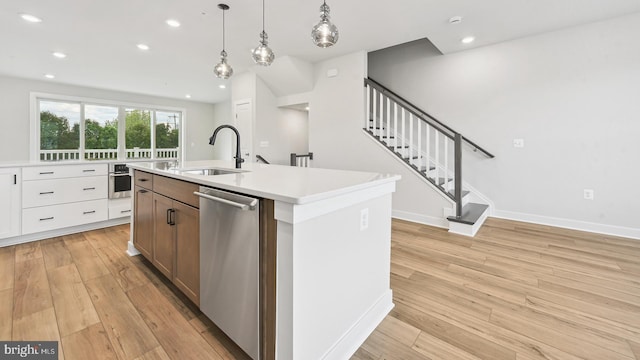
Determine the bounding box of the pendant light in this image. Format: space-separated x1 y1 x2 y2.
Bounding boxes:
311 0 339 48
214 4 233 79
251 0 275 66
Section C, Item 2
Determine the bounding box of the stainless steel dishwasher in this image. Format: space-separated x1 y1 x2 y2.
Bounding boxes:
194 186 260 360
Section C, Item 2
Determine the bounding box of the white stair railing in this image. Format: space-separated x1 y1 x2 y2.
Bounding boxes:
364 78 494 216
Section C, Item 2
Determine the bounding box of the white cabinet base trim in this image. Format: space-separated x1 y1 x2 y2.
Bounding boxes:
0 218 129 248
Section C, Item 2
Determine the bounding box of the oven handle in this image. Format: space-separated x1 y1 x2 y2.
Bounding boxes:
109 173 131 177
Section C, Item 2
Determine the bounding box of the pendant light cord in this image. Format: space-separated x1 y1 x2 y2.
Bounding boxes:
222 9 226 51
262 0 265 32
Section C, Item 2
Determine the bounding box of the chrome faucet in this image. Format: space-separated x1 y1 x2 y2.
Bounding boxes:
209 125 245 169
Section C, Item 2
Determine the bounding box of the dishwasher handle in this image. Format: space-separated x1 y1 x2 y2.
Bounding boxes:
194 191 257 211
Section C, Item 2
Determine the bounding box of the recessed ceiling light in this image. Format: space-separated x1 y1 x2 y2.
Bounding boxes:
449 16 463 24
20 13 42 23
137 44 150 50
44 74 55 79
166 19 181 28
52 52 67 59
219 84 226 89
461 36 475 44
185 94 192 98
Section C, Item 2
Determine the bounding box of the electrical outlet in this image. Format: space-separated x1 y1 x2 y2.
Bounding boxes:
513 139 525 148
584 189 594 200
360 208 369 231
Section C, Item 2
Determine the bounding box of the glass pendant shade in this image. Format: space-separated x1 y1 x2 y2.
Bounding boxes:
312 2 338 48
252 31 275 66
252 0 275 66
214 50 233 79
214 4 233 79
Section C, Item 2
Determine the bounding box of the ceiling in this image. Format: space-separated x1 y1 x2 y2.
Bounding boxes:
2 0 640 104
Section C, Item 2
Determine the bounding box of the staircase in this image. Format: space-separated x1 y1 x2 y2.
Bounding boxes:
363 78 495 236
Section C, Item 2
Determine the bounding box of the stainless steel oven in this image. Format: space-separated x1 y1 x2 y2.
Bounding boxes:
109 163 131 199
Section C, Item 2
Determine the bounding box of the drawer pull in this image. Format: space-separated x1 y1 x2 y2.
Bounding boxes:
39 217 54 221
83 169 96 172
139 178 149 182
39 171 54 175
83 187 96 191
39 191 55 195
83 210 96 215
120 210 132 213
139 189 148 194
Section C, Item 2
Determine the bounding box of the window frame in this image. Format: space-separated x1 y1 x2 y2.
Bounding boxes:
30 92 186 162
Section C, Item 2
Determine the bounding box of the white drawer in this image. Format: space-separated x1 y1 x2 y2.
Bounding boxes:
23 163 108 180
22 199 108 235
109 199 132 220
22 176 107 208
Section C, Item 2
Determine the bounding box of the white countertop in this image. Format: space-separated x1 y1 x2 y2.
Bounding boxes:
0 158 162 168
127 160 400 205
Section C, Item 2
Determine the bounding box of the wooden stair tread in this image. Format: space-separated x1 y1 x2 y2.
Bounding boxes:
447 203 489 225
448 189 470 198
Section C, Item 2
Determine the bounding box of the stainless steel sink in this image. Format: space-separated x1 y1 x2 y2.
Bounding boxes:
180 168 246 176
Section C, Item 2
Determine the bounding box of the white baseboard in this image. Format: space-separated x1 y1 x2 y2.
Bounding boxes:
0 217 130 248
321 290 394 360
392 210 448 229
493 210 640 240
127 240 141 256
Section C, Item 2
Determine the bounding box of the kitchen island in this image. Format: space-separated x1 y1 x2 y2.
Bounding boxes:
127 160 400 360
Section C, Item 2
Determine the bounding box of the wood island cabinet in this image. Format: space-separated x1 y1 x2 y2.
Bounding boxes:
133 171 200 306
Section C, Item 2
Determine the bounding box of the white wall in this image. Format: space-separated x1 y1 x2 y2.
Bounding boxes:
309 51 452 225
0 74 221 162
255 77 309 166
368 13 640 234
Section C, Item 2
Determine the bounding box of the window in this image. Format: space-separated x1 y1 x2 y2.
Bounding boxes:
31 93 184 161
85 105 118 160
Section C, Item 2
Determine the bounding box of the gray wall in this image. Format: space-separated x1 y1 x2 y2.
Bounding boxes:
0 74 220 162
368 13 640 232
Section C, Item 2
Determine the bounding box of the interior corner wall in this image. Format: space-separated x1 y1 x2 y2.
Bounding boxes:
309 51 452 225
254 76 309 166
368 13 640 234
0 74 219 162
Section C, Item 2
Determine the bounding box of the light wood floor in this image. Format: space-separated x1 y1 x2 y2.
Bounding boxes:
1 219 639 360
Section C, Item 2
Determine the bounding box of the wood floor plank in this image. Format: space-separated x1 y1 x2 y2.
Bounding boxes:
14 241 42 262
41 237 74 270
127 282 223 360
97 245 150 292
412 331 483 360
628 340 640 360
490 309 635 359
133 347 172 360
13 258 53 319
12 307 60 341
538 279 640 314
374 314 421 347
351 347 380 360
0 246 15 291
48 263 100 336
64 237 111 282
359 329 428 360
83 229 114 250
0 288 13 340
200 326 251 360
85 275 159 360
61 323 118 360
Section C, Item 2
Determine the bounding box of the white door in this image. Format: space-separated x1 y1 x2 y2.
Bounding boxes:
0 168 21 239
234 100 253 163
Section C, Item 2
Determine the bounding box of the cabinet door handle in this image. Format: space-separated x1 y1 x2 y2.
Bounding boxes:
39 171 54 175
167 208 176 225
139 189 148 193
83 187 96 191
14 174 16 185
83 169 96 172
83 210 96 215
120 209 131 214
39 217 54 221
39 191 54 195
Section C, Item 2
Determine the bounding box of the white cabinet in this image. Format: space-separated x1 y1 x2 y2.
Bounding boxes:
0 168 21 239
21 163 109 235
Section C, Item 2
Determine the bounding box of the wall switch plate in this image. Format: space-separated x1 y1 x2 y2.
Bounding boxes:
259 141 269 148
584 189 594 200
360 208 369 231
513 139 525 148
327 68 339 78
